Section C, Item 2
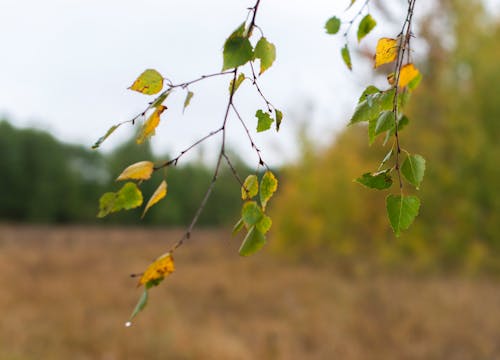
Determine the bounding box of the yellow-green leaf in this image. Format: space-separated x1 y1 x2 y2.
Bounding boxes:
398 63 420 88
374 38 398 68
183 91 194 113
239 226 266 256
136 105 166 144
325 16 341 35
254 37 276 75
129 69 164 95
229 73 246 94
341 44 352 71
138 252 175 287
242 201 264 227
357 14 377 43
256 214 272 234
260 171 278 210
256 109 274 132
92 124 119 149
116 161 154 181
97 182 143 218
275 109 283 131
408 72 422 90
241 174 259 200
142 180 167 218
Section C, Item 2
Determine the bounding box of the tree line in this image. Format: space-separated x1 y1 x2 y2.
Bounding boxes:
0 120 247 226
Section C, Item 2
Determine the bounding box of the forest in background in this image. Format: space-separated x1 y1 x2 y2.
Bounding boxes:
0 120 248 226
271 1 500 273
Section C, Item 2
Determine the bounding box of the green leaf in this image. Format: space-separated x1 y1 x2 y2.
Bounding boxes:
183 91 194 113
129 69 164 95
116 182 143 210
358 85 380 104
242 201 264 227
256 110 274 132
232 217 245 236
222 23 253 70
341 44 352 71
256 214 272 234
357 14 377 42
386 194 420 237
375 111 395 136
92 124 119 149
260 171 278 210
97 182 143 218
254 37 276 75
229 73 246 93
241 174 259 200
231 22 246 37
275 109 283 131
401 154 426 189
356 171 393 190
325 16 341 34
239 226 266 256
128 289 148 324
397 115 410 132
387 115 410 137
349 90 394 125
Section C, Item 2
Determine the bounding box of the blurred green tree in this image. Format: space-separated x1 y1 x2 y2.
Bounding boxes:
271 0 500 273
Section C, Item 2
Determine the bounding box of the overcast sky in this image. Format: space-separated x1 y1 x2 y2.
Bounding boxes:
4 0 493 166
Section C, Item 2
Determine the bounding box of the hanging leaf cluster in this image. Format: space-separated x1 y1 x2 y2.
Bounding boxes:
325 0 424 236
233 171 278 256
92 0 282 325
98 161 168 220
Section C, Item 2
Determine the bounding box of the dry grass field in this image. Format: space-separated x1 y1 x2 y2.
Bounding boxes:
0 225 499 360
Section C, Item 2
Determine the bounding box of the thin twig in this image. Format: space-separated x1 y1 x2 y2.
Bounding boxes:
168 70 235 90
222 153 245 187
164 0 270 251
392 0 417 192
247 0 262 36
249 62 273 112
230 103 268 168
171 69 239 251
154 127 223 170
343 0 371 38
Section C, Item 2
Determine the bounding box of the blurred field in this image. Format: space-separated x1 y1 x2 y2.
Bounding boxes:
1 225 499 360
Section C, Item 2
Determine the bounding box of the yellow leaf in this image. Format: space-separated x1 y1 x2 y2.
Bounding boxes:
136 105 166 144
116 161 154 181
138 252 175 287
398 63 420 88
142 180 167 218
374 38 398 68
129 69 164 95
